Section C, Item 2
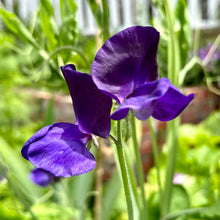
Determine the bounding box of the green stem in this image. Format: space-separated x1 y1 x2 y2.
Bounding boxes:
116 120 134 220
164 0 180 86
130 114 148 219
162 119 179 216
110 135 141 212
124 151 141 211
101 0 110 41
38 46 91 73
162 0 181 217
148 117 162 209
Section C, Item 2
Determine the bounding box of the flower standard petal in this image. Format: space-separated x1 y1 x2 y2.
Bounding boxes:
61 64 112 138
30 168 55 187
22 123 96 177
92 26 159 103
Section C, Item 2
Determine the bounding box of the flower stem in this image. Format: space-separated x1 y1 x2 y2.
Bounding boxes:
162 0 181 217
162 118 179 216
94 148 103 220
164 0 180 86
148 117 162 209
130 114 148 219
116 120 134 220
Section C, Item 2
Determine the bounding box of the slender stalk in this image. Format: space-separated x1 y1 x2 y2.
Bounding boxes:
163 119 179 216
38 46 91 72
130 114 148 219
148 117 162 208
94 140 103 220
116 120 134 220
124 151 141 212
164 0 180 86
161 1 181 217
109 135 141 211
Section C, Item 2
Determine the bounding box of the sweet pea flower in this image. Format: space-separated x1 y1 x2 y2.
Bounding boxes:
61 64 112 138
30 168 57 187
22 66 112 185
92 26 194 121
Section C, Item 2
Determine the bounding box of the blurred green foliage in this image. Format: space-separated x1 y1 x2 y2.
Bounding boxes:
147 111 220 219
0 0 97 92
0 0 219 219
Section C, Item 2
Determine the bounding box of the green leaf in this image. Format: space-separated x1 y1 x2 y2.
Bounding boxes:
174 0 191 68
101 172 122 220
170 185 190 220
0 196 26 220
86 0 103 28
38 0 58 51
147 192 161 220
59 0 77 51
66 167 95 218
101 0 110 41
202 111 220 135
60 0 77 22
0 9 39 49
0 137 42 203
33 202 78 220
199 200 220 219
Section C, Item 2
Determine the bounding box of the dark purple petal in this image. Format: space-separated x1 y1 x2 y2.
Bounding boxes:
22 124 51 160
111 78 194 121
152 85 194 121
22 123 96 177
92 26 159 103
61 64 112 138
30 168 55 187
111 78 170 120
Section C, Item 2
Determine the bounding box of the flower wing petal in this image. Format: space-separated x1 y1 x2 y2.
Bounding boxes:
111 78 170 120
152 85 194 121
22 123 96 177
30 168 55 187
61 64 112 138
92 26 159 103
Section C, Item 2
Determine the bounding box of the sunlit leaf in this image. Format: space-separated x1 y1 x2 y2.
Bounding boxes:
38 0 58 51
0 9 39 49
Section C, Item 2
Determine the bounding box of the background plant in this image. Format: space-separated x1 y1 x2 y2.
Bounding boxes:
0 0 219 219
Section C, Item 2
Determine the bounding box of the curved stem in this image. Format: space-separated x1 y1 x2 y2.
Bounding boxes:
130 114 148 219
37 46 91 74
116 120 134 220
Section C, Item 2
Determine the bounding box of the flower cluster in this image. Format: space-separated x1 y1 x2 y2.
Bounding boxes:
22 26 194 186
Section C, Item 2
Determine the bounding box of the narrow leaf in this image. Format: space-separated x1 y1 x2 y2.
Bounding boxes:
0 9 39 48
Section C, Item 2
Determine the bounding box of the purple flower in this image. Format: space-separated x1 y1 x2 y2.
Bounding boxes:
199 43 220 62
92 26 194 121
22 123 96 178
30 168 57 187
61 64 112 138
22 65 112 185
